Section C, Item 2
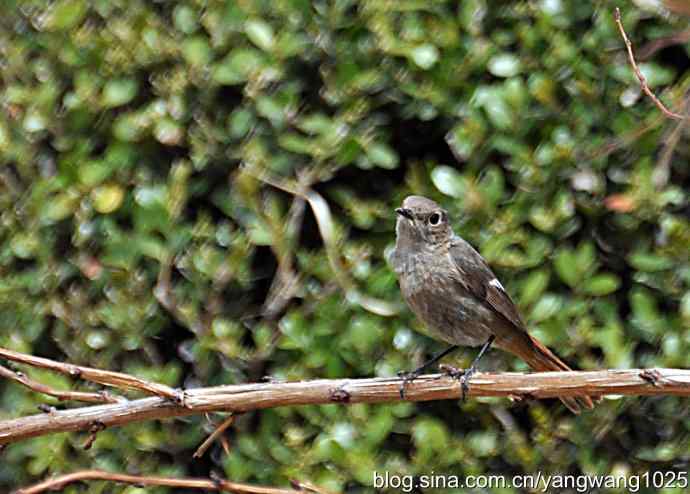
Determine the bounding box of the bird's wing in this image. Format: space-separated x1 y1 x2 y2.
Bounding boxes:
449 236 526 331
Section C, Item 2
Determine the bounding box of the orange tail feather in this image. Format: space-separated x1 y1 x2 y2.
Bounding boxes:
499 333 594 414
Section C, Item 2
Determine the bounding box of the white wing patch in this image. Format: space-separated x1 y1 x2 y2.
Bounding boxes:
489 278 505 291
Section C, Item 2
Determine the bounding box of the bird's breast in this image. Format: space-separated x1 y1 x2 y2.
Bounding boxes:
397 250 493 346
398 251 454 294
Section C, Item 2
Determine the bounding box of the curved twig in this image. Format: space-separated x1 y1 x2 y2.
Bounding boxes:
0 347 184 404
13 469 310 494
0 364 123 404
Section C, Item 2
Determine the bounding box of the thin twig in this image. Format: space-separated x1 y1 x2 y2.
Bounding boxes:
0 364 123 404
0 347 184 404
654 92 690 188
261 190 307 320
2 368 690 445
614 7 686 120
193 413 237 458
241 164 400 317
154 255 205 335
13 469 304 494
637 28 690 61
583 116 663 163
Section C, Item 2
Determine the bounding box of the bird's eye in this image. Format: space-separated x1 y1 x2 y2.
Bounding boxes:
428 213 442 226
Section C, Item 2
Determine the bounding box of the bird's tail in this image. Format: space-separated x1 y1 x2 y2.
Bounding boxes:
500 333 594 414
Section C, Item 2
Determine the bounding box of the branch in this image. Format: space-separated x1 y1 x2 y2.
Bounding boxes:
13 469 313 494
0 347 184 404
2 368 690 445
614 7 686 120
193 413 237 458
0 364 122 405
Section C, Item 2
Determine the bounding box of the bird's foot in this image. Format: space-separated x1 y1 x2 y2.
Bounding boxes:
397 370 421 399
439 364 476 402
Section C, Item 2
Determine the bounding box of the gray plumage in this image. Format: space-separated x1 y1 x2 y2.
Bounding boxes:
392 195 593 413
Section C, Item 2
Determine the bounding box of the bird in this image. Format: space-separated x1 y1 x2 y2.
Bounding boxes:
390 195 594 414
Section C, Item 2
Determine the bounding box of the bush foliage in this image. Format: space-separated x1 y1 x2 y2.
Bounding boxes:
1 0 689 492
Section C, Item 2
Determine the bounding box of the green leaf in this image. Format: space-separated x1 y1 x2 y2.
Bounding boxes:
409 44 439 69
91 184 125 214
445 118 486 161
10 233 40 259
44 0 87 30
521 269 550 306
412 418 449 452
530 294 563 322
583 274 620 296
478 166 504 205
630 287 661 333
366 142 398 169
474 87 514 130
487 53 521 77
182 36 212 66
431 165 467 198
628 252 674 272
245 19 275 51
553 248 578 287
103 79 138 108
228 109 255 138
173 5 198 34
212 48 264 85
575 242 597 278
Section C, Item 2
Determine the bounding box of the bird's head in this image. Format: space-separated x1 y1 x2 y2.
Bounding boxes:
395 195 451 247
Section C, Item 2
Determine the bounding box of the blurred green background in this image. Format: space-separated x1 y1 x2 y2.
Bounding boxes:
1 0 689 492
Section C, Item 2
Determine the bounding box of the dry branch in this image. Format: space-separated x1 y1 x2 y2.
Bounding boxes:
0 347 184 404
0 364 122 404
13 469 309 494
614 7 686 120
193 413 237 458
2 368 690 445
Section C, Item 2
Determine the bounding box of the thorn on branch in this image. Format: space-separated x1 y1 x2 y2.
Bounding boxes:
170 389 188 408
83 421 106 450
67 366 82 378
329 387 351 403
640 368 665 387
508 394 525 405
37 404 56 414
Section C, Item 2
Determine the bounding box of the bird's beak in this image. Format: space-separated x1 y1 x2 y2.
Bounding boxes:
395 208 413 220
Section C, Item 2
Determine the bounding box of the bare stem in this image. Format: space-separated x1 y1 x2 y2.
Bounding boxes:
0 364 123 404
614 7 685 120
13 469 306 494
0 347 184 404
2 368 690 445
193 413 237 458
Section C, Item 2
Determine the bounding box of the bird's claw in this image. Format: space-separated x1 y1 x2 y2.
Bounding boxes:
397 370 420 399
439 364 475 402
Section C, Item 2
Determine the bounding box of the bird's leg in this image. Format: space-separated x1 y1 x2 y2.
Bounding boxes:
442 335 495 402
397 345 459 399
